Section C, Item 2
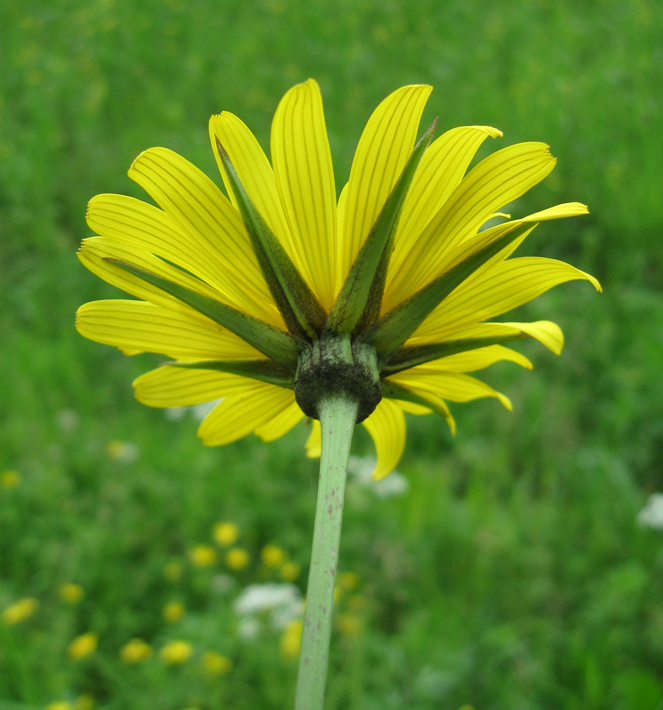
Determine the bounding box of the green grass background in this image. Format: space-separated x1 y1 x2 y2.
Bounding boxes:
1 0 663 708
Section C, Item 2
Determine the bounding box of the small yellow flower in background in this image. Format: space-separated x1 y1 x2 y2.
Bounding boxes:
261 543 287 569
337 571 360 592
67 632 98 661
225 547 250 571
163 601 185 623
59 583 84 604
212 521 240 547
120 638 153 664
2 598 39 625
159 640 193 665
201 650 232 677
163 560 183 582
337 613 363 637
45 703 72 710
280 619 303 659
458 706 475 710
105 439 138 463
189 544 218 568
347 594 366 612
74 695 94 710
1 470 21 489
279 561 301 582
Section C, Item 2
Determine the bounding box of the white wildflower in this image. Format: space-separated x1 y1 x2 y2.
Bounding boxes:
638 493 663 530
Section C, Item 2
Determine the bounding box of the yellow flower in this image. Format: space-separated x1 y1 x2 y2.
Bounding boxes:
120 638 153 664
163 560 183 582
347 594 366 612
336 613 363 637
337 571 360 592
260 543 287 569
189 544 218 568
279 561 301 582
201 650 232 676
212 521 240 547
280 619 303 659
67 632 98 661
59 583 84 604
76 80 600 478
225 547 250 571
45 703 72 710
105 439 137 462
1 470 21 488
74 695 94 710
163 601 185 623
2 598 39 625
159 640 193 665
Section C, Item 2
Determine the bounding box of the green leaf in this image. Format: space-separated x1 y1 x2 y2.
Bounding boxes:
382 334 527 375
381 379 456 434
164 359 294 388
104 258 303 370
361 222 535 363
215 138 327 340
326 120 438 335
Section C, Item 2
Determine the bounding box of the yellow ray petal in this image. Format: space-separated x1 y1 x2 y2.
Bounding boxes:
334 182 349 295
434 202 590 282
391 370 512 410
127 147 278 325
389 125 502 280
208 112 301 271
386 142 556 305
419 344 533 373
78 237 231 318
413 256 601 342
411 320 565 355
199 386 295 446
254 401 303 442
361 399 406 480
270 79 337 309
86 193 274 323
76 300 260 360
339 85 432 279
133 366 263 407
305 420 321 458
384 385 457 434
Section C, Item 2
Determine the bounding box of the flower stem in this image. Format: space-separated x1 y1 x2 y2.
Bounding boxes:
294 394 359 710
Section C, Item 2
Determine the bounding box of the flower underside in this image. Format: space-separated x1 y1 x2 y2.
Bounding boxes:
76 80 600 478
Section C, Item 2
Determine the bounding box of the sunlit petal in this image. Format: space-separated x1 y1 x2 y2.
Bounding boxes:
361 399 406 480
271 80 337 309
199 386 294 445
339 85 432 279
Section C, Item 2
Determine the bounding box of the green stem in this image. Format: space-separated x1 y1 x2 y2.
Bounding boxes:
294 394 359 710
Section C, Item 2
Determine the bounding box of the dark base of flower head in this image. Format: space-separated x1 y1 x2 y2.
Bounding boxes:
294 337 381 423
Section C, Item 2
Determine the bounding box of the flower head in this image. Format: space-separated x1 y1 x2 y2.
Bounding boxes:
189 544 218 568
1 470 21 489
2 598 39 625
225 547 250 571
163 601 185 623
212 521 240 547
59 583 84 604
260 543 287 569
67 632 98 661
76 80 599 478
120 638 154 664
159 640 193 665
201 650 232 676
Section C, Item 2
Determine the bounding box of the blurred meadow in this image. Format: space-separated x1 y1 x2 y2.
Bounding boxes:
1 0 663 708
